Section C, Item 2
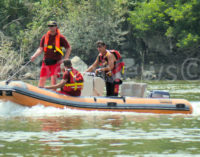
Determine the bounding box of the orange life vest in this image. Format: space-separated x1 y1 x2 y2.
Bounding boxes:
62 68 84 92
43 29 64 56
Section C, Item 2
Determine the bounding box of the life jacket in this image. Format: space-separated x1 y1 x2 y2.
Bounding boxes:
43 29 64 56
62 68 84 92
98 50 125 82
110 50 125 75
99 51 109 67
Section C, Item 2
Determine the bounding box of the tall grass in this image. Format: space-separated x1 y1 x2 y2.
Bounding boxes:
0 31 24 80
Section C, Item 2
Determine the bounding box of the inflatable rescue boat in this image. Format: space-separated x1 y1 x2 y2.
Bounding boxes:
0 81 193 114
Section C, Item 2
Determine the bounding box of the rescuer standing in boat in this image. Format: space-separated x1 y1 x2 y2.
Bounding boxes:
86 41 124 96
31 21 71 88
45 59 84 96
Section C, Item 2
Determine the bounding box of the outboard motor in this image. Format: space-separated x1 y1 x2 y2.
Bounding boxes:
149 90 170 98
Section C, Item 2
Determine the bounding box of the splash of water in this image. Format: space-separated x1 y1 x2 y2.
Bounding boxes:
0 100 83 117
191 101 200 116
0 100 200 117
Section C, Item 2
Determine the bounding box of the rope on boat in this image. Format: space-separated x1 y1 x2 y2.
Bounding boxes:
5 60 31 85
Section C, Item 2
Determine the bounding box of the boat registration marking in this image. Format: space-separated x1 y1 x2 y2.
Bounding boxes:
159 100 172 104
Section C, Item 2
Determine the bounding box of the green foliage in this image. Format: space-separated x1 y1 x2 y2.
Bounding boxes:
129 0 200 48
129 0 168 35
0 0 34 44
165 0 200 48
1 0 200 80
63 0 129 62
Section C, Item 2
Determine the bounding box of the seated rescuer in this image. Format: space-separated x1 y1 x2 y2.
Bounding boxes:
31 21 71 88
86 41 124 96
45 59 84 96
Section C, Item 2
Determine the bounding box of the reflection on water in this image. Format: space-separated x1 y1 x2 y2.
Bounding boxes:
1 101 200 156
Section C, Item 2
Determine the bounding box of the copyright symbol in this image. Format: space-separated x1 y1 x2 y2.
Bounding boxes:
181 58 200 80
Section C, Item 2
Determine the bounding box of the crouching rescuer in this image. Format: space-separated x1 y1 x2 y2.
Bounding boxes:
45 59 84 96
86 40 125 96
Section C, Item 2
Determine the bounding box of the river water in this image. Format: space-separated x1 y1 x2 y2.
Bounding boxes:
0 81 200 157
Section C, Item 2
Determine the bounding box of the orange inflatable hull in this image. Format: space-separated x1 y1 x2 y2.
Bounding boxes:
0 81 193 114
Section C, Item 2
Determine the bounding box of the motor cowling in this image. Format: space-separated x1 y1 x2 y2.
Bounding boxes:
149 90 170 98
